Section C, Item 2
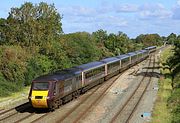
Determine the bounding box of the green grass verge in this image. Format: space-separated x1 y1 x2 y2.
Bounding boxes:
0 86 30 108
0 86 30 102
151 46 173 123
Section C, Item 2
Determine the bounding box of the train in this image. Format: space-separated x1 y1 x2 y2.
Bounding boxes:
28 46 156 110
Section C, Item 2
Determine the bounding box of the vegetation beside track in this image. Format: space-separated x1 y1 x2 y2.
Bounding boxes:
167 38 180 123
0 86 29 108
151 47 173 123
152 43 180 123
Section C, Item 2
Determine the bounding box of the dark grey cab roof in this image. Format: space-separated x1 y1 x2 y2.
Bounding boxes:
76 61 105 71
33 67 82 82
100 57 120 64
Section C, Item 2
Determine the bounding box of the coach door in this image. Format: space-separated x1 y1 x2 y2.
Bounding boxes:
59 81 64 97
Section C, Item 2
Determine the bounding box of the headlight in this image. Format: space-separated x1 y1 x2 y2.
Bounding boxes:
44 96 50 99
29 96 35 99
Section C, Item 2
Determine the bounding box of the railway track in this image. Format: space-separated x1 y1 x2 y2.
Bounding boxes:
0 104 50 123
53 60 148 123
0 102 31 122
110 55 155 123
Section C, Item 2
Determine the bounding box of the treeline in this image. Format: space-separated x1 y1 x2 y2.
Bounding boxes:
166 34 180 123
0 2 166 97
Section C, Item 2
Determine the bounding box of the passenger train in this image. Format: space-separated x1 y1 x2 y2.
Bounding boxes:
28 46 156 110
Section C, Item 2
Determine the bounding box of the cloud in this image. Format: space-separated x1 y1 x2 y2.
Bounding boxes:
177 0 180 6
59 1 178 37
62 14 128 34
59 6 96 17
59 3 128 34
138 3 172 19
172 0 180 20
97 5 113 13
115 4 138 13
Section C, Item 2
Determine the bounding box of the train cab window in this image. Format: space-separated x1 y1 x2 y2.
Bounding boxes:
32 82 49 90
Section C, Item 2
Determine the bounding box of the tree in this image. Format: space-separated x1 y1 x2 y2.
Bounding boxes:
2 2 63 48
135 34 163 47
60 32 104 65
0 18 8 44
92 30 113 58
167 33 177 45
92 29 108 44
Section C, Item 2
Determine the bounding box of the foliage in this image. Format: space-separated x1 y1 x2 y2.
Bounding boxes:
0 72 22 97
92 30 142 55
135 34 163 47
167 33 177 44
1 2 62 46
168 73 180 123
0 45 29 83
61 32 106 66
24 55 56 85
166 34 180 123
151 47 173 123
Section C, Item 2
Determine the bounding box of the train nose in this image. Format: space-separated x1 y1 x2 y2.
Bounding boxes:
30 90 49 108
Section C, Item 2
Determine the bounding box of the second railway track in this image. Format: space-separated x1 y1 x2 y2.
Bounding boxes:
110 55 156 123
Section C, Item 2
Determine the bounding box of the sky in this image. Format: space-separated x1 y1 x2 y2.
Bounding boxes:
0 0 180 38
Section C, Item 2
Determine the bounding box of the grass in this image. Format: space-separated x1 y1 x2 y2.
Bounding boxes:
0 85 30 108
0 86 30 102
151 46 173 123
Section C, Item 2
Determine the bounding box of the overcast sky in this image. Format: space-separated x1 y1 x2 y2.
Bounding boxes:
1 0 180 38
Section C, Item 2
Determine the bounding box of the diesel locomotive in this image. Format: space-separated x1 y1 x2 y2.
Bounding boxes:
28 46 156 110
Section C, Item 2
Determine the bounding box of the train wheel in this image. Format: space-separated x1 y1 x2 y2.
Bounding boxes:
73 90 80 99
57 99 62 108
50 99 60 111
49 104 55 112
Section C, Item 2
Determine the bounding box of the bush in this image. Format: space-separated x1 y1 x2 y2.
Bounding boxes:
24 55 57 85
0 45 29 83
0 73 22 97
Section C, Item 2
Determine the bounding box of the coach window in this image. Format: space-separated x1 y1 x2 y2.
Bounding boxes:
85 71 93 78
76 75 81 82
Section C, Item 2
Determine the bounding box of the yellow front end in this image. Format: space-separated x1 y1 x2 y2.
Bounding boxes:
30 90 49 108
